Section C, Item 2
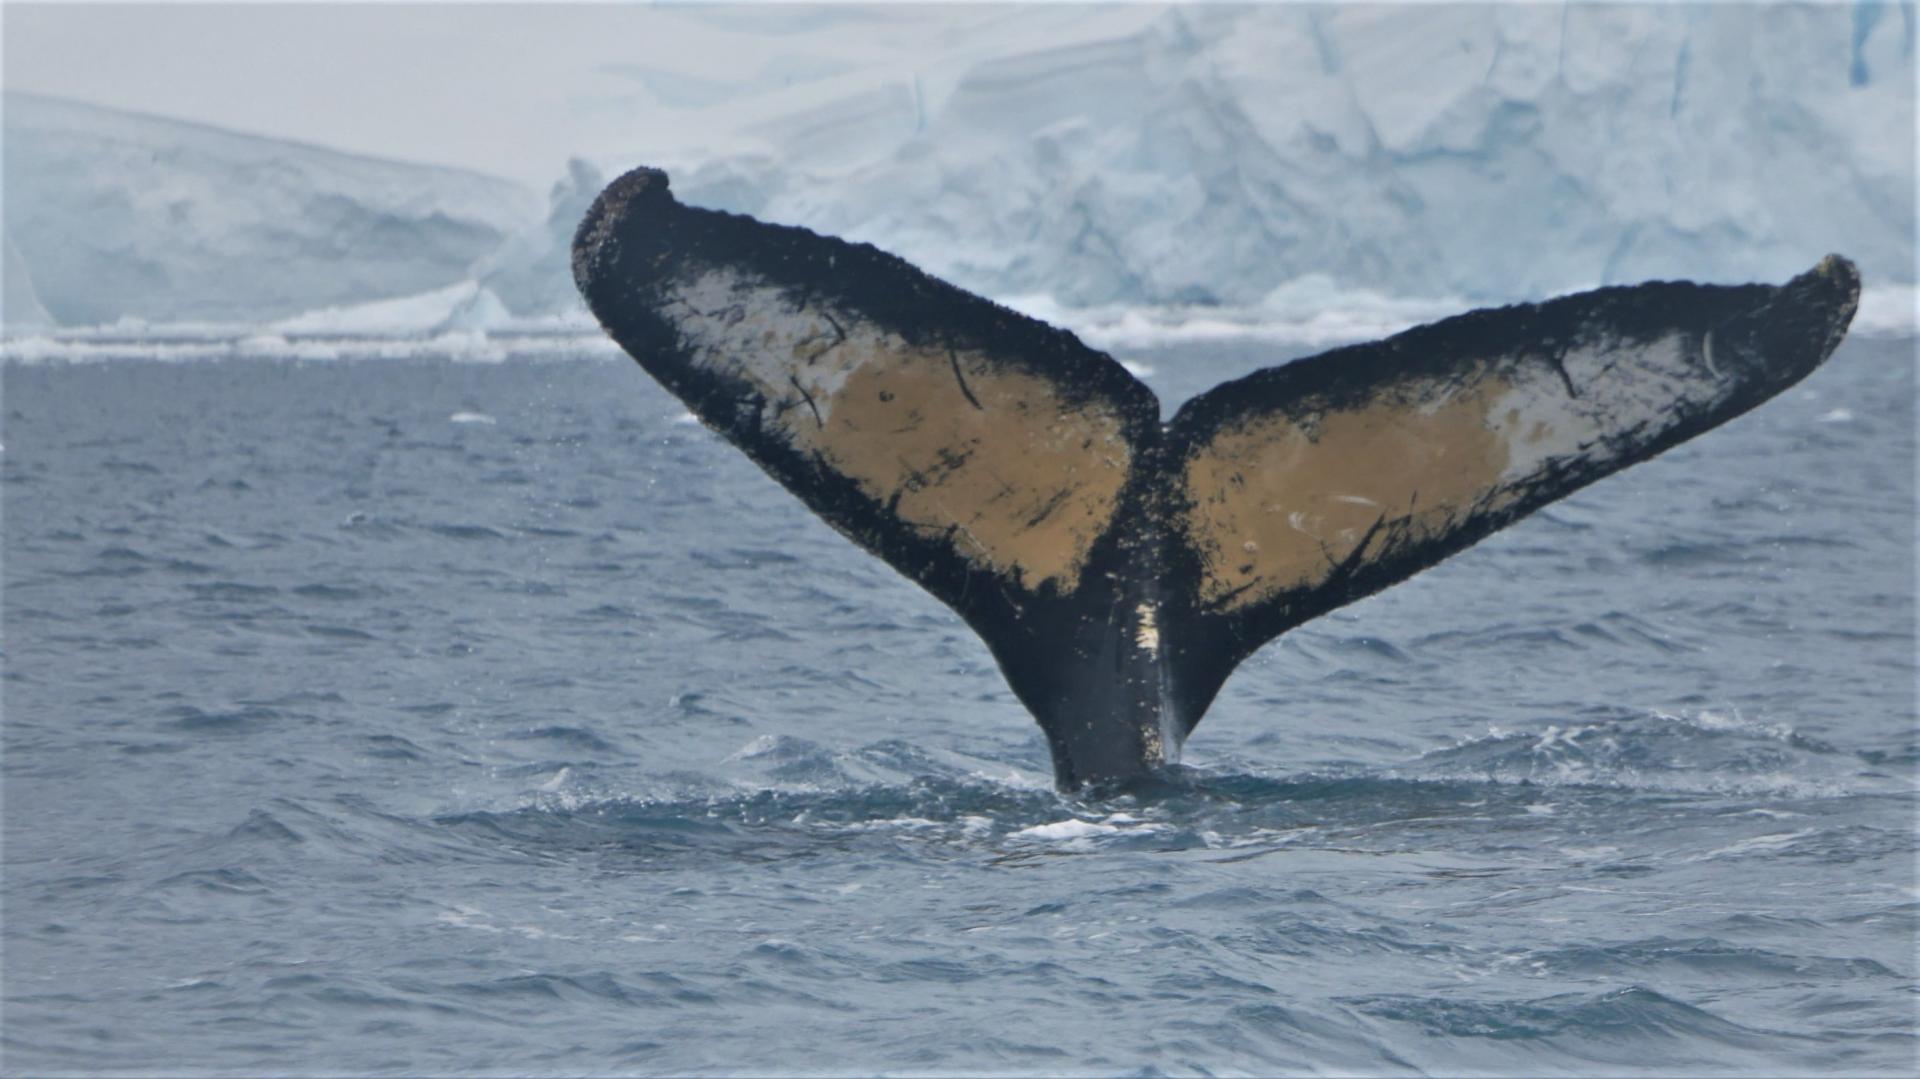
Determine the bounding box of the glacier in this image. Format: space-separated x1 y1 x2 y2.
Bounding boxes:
2 3 1912 342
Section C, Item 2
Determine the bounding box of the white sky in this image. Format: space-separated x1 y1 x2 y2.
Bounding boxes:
1 2 1002 188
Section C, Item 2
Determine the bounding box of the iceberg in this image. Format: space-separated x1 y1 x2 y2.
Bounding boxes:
3 92 537 327
476 158 606 318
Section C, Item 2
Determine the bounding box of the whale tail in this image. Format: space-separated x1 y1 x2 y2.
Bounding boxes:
572 166 1859 791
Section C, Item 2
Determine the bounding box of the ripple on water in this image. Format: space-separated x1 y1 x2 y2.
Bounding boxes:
1357 986 1707 1039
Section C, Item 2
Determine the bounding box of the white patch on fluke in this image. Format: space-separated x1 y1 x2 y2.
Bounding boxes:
667 268 888 423
1491 333 1725 483
1133 601 1159 655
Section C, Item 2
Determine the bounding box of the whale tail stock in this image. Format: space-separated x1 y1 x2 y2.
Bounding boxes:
572 166 1860 792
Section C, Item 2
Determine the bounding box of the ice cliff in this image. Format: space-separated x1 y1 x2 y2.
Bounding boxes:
623 3 1915 315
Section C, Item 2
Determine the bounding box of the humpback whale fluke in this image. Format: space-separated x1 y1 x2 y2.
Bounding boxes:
572 166 1859 791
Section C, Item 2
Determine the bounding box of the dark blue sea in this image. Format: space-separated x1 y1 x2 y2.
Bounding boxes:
4 335 1914 1076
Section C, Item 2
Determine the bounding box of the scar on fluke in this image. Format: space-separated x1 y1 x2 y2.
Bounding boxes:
573 165 1860 792
948 347 985 411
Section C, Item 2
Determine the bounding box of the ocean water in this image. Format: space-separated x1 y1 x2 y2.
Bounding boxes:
3 336 1913 1076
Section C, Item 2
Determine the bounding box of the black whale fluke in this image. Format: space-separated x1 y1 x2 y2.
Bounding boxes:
572 165 1859 792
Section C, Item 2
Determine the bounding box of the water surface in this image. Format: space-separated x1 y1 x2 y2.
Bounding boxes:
4 337 1913 1074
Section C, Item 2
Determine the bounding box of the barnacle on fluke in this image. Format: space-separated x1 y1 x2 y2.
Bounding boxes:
573 166 1859 792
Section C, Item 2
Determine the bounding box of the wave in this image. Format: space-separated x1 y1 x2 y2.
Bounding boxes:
1398 707 1912 798
414 702 1912 876
1346 985 1785 1055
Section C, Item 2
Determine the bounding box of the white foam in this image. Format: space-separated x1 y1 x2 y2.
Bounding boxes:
1015 818 1121 841
1690 829 1821 862
845 816 944 833
1013 814 1167 842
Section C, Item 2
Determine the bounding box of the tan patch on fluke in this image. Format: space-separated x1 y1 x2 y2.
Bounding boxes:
1183 377 1522 611
666 270 1133 593
808 349 1131 591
